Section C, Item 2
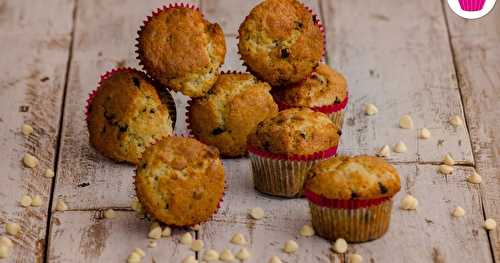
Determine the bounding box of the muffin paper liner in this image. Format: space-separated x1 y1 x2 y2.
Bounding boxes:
275 93 348 129
248 145 337 198
307 196 393 242
85 67 177 130
458 0 486 11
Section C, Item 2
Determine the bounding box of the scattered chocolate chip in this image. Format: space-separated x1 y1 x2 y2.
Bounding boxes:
281 48 290 58
77 182 90 188
211 127 225 135
150 109 155 114
132 77 140 87
378 182 388 194
19 105 29 112
119 125 128 132
40 77 50 82
104 110 116 122
334 97 341 104
294 21 303 29
141 163 147 169
351 192 359 199
299 132 306 139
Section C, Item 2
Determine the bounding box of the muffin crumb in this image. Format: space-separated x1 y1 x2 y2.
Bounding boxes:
393 141 407 153
268 256 282 263
438 165 454 175
467 171 482 184
399 115 414 129
148 241 157 248
203 249 220 261
21 124 34 136
443 154 456 166
19 195 32 207
419 128 431 139
282 240 299 253
5 223 20 236
333 238 348 253
364 103 378 116
236 248 251 260
133 248 145 257
484 218 497 230
249 207 265 220
377 145 391 157
55 199 68 211
191 240 204 251
299 225 315 237
190 224 201 231
182 255 198 263
180 233 193 245
23 153 39 168
44 168 55 178
400 195 418 210
449 115 463 127
348 253 363 263
220 249 236 262
31 195 43 207
127 251 142 263
452 206 465 217
0 245 10 259
103 209 115 219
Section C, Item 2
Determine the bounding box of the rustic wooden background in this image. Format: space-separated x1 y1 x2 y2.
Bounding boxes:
0 0 499 262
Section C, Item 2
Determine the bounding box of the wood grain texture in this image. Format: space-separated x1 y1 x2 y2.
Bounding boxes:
321 0 474 164
0 0 74 262
444 2 500 260
48 211 194 262
200 160 492 262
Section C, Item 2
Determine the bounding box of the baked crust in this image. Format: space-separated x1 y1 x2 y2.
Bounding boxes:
189 73 278 157
238 0 324 86
305 155 401 200
87 70 173 164
272 64 348 107
138 7 226 97
247 108 339 155
135 136 225 226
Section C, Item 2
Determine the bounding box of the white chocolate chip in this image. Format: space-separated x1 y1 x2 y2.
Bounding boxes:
452 206 465 217
236 248 251 261
19 195 32 207
23 153 39 168
467 171 482 184
148 226 162 240
133 248 145 257
0 237 13 248
400 195 418 210
299 224 315 237
230 233 247 245
449 115 463 127
180 232 193 245
0 245 10 259
148 241 157 248
55 199 68 211
31 195 43 207
419 128 431 139
203 249 220 261
104 209 115 219
282 240 298 253
127 252 142 263
484 218 497 230
268 256 282 263
393 141 407 153
443 154 456 166
249 207 265 220
182 255 198 263
438 165 454 175
161 226 172 237
220 249 236 262
44 168 55 178
399 115 414 129
364 103 378 116
191 239 204 251
333 238 348 253
21 124 34 136
5 223 20 236
377 145 391 157
349 253 363 263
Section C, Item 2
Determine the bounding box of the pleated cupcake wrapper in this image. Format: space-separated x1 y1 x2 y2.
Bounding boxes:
308 197 393 242
85 67 177 130
458 0 486 11
135 3 201 89
248 145 337 197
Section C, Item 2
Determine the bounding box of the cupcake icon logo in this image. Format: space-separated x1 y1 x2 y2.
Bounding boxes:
448 0 496 19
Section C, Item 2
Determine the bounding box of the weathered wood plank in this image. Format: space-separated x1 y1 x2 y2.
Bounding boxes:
0 0 74 262
200 160 492 262
322 0 474 164
444 3 500 260
48 211 194 262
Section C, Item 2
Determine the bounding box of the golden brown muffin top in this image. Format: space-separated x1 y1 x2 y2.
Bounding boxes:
135 136 225 227
305 155 401 200
188 73 278 157
137 7 226 96
238 0 324 86
87 69 173 164
248 108 339 155
273 64 348 107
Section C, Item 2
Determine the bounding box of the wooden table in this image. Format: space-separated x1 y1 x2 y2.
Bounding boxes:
1 0 499 262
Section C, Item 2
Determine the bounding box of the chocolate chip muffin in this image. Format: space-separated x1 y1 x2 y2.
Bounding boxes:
87 68 174 164
137 5 226 97
134 136 225 227
304 155 401 242
272 63 349 128
247 108 339 197
238 0 324 87
188 73 278 157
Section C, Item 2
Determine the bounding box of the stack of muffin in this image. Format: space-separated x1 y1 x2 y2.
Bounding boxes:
85 0 400 244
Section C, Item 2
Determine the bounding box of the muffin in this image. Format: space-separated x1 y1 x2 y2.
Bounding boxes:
134 136 225 227
188 73 278 157
304 155 401 242
272 63 348 129
137 4 226 97
238 0 324 87
86 68 174 164
247 108 340 197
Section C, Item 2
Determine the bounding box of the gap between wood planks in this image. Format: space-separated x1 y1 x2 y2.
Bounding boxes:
42 0 79 262
439 0 495 261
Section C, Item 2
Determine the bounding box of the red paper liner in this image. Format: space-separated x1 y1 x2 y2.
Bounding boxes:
247 144 337 161
304 188 391 209
275 92 349 114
